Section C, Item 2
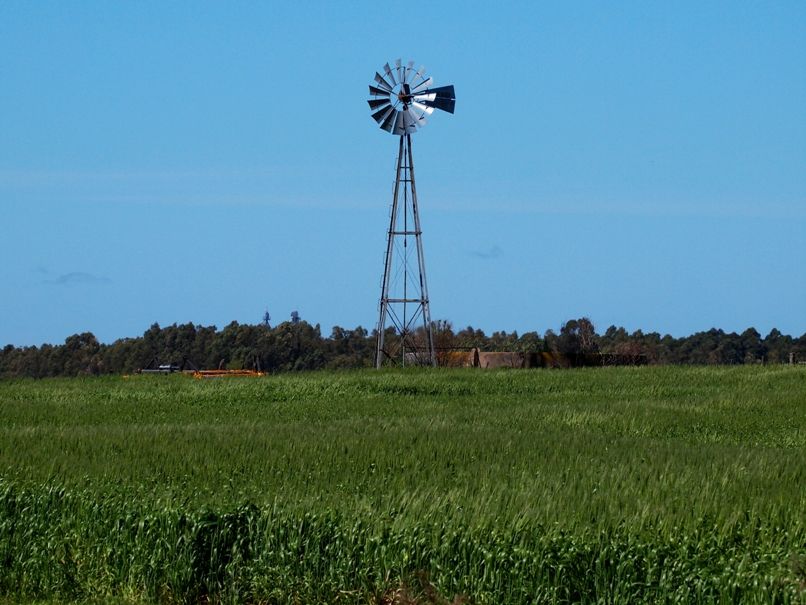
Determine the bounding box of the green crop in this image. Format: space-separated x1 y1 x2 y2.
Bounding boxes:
0 366 804 603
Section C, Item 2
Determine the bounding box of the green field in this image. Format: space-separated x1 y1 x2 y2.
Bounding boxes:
0 367 804 603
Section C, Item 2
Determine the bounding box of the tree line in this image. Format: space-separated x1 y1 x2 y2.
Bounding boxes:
1 318 804 378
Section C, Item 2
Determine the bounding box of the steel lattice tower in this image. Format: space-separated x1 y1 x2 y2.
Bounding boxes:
376 133 434 366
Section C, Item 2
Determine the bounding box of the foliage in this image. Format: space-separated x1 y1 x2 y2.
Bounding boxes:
0 367 804 603
1 318 805 378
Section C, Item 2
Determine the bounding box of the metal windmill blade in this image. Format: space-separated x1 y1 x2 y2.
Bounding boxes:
394 58 404 84
373 72 393 92
371 106 394 125
392 110 406 135
412 101 434 116
367 98 391 111
383 62 397 86
404 60 416 84
401 109 417 134
369 85 391 97
411 76 433 93
379 109 397 132
406 107 425 130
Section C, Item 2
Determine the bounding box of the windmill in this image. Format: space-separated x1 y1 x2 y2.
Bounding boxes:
368 59 455 368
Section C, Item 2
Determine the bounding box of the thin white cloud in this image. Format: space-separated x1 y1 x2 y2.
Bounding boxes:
0 167 275 183
430 197 806 221
44 272 112 286
472 245 503 259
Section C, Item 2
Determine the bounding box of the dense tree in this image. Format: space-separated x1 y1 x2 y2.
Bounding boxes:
454 326 488 349
764 329 793 364
328 325 373 369
554 318 599 356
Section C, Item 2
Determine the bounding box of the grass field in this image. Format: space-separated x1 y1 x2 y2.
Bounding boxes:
0 366 804 603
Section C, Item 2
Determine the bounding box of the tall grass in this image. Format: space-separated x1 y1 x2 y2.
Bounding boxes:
0 366 804 602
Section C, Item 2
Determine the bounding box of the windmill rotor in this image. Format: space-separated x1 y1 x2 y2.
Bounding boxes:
367 60 455 136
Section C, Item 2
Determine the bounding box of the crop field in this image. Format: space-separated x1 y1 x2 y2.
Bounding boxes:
0 366 804 604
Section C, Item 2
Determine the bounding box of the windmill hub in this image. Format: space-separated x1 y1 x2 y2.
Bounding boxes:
367 59 456 367
395 84 412 104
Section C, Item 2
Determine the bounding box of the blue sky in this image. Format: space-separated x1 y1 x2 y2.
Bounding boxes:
1 1 804 346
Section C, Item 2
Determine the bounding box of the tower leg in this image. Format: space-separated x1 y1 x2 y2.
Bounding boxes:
375 135 436 367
